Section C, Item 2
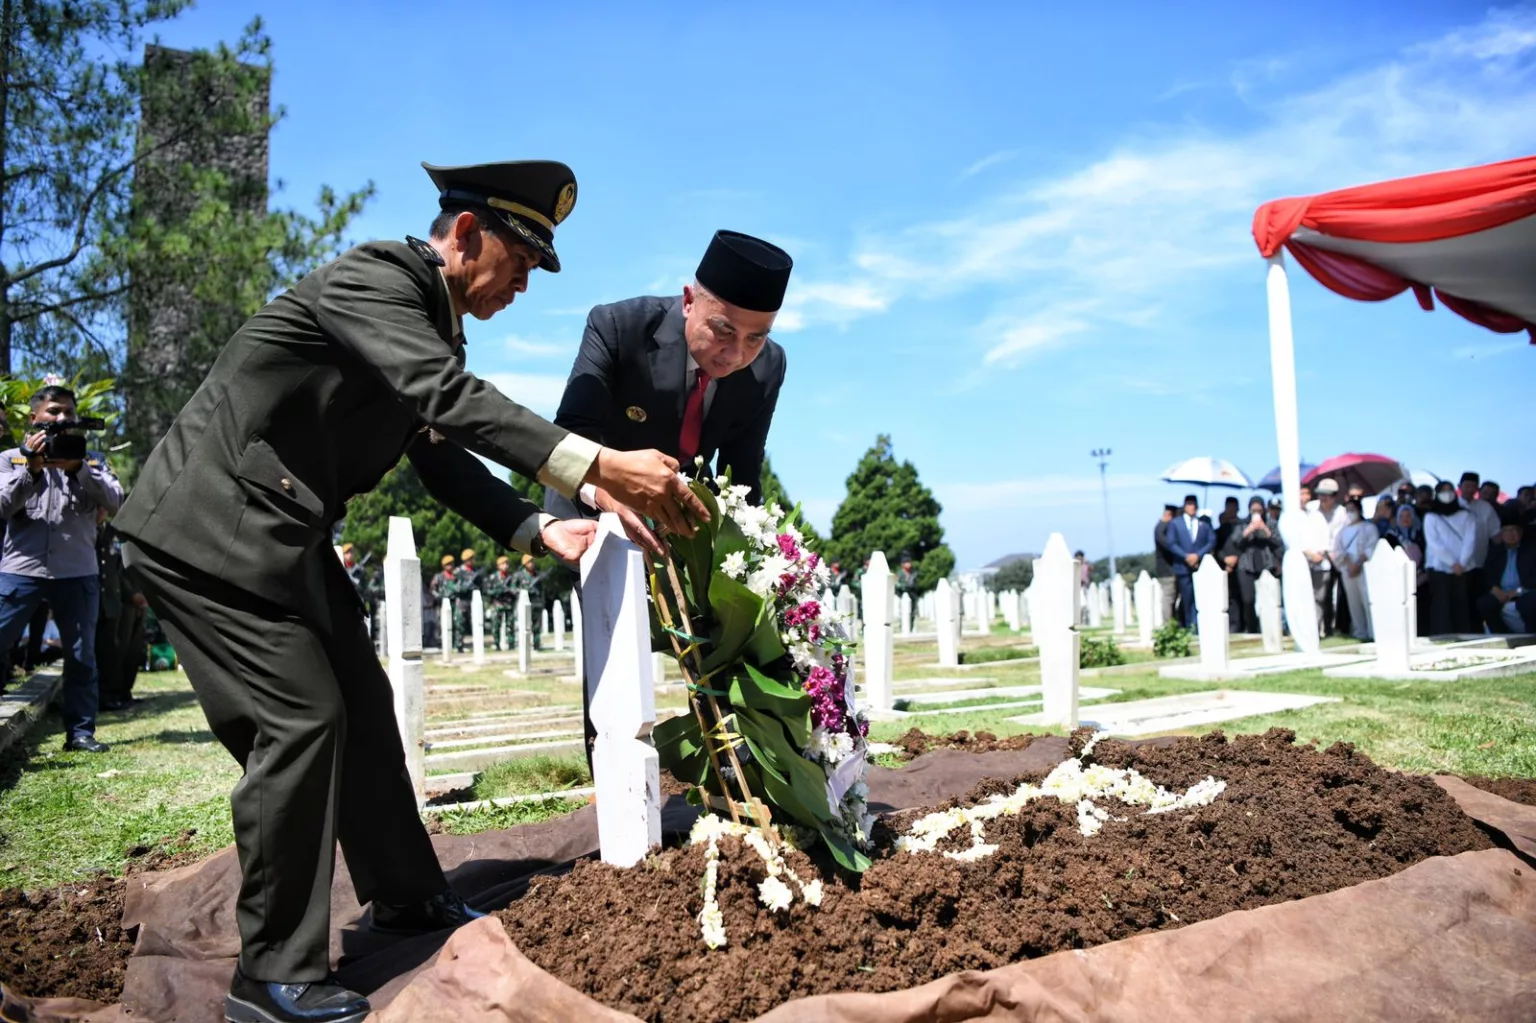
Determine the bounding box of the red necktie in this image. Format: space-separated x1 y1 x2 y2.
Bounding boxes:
678 368 710 462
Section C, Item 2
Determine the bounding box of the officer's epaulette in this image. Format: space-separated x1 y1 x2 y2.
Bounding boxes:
9 456 27 465
87 457 102 468
405 235 445 267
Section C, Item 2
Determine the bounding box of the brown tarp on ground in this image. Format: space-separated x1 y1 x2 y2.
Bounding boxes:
3 742 1533 1023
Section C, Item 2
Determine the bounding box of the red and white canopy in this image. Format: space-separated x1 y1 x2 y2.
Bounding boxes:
1250 155 1535 654
1252 154 1536 341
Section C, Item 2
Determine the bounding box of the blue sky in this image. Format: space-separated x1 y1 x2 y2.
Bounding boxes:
152 1 1534 568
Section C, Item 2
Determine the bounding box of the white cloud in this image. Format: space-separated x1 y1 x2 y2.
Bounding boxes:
959 149 1018 180
781 9 1536 360
776 278 892 333
480 372 568 418
493 334 573 359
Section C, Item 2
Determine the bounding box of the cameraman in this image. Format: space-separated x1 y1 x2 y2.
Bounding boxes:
0 385 123 752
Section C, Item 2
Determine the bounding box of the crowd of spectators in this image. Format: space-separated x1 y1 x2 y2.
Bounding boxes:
1152 471 1535 640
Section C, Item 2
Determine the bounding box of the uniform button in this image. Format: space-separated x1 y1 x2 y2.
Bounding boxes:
281 478 294 491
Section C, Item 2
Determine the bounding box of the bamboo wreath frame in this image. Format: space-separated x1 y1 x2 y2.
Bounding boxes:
648 549 778 838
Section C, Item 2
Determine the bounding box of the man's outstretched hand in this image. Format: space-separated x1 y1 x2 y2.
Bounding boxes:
588 448 710 538
539 519 600 562
590 486 665 557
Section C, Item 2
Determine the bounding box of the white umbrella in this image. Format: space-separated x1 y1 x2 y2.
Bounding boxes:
1160 456 1254 508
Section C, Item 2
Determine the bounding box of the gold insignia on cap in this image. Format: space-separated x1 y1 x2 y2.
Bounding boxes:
554 182 576 225
625 406 647 422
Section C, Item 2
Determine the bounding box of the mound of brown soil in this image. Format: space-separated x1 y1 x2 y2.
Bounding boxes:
0 829 204 1001
1461 775 1536 808
500 729 1490 1023
886 727 1042 760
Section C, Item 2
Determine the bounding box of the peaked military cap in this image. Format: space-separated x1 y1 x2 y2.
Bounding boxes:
423 160 577 273
695 230 793 312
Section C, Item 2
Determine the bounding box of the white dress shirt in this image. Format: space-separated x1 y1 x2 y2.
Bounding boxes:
1460 496 1500 569
1424 509 1477 574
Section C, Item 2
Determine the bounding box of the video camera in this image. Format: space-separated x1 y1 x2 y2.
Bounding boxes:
33 417 107 462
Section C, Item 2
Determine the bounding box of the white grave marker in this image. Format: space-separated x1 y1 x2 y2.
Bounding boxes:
900 592 913 636
580 514 660 866
552 598 565 652
439 598 453 663
861 552 895 713
1256 570 1284 654
1278 510 1320 654
470 589 486 665
1033 535 1080 728
1086 582 1103 628
516 591 531 675
936 578 959 667
1111 576 1128 634
1194 556 1230 673
1135 571 1155 647
1363 539 1412 673
383 517 425 803
570 590 584 686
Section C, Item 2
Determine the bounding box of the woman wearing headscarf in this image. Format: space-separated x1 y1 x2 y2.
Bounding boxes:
1423 480 1476 635
1332 497 1376 640
1387 504 1429 636
1231 495 1281 634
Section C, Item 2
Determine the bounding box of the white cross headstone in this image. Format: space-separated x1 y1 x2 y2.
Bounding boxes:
1135 571 1155 647
516 591 531 675
570 590 584 686
936 578 959 667
1256 570 1283 653
1033 535 1080 728
552 598 565 652
1194 556 1230 672
899 592 913 635
1364 539 1412 673
1278 509 1320 654
439 598 453 663
861 552 895 713
470 589 486 665
580 513 660 866
1086 582 1103 628
383 517 425 804
1111 576 1128 635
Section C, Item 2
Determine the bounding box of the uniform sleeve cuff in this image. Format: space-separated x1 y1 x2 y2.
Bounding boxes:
578 483 600 510
536 433 601 498
511 512 557 555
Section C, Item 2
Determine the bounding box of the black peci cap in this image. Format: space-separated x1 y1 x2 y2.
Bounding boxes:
422 160 577 272
695 230 793 312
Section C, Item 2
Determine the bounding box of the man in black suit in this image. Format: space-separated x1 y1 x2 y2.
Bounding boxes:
1165 494 1215 628
1476 515 1536 633
550 230 792 554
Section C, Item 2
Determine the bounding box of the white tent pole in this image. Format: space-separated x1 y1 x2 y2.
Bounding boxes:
1265 251 1320 654
1266 252 1302 506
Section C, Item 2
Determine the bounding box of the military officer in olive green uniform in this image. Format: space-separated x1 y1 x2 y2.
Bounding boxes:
454 548 481 651
510 552 545 650
114 159 708 1023
429 554 461 650
896 553 919 600
485 554 517 650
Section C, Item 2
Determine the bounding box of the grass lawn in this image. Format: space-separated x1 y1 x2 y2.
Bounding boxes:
3 639 1534 891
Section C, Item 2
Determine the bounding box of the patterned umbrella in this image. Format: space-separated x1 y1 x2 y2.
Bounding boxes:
1160 456 1253 508
1256 462 1317 494
1303 453 1407 495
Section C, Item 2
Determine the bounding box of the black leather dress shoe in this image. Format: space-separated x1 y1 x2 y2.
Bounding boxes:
62 736 108 753
224 967 369 1023
368 887 485 934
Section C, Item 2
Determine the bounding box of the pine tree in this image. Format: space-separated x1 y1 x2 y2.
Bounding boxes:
827 435 955 593
758 454 823 549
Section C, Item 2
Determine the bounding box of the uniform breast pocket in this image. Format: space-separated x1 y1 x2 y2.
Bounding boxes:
233 438 327 534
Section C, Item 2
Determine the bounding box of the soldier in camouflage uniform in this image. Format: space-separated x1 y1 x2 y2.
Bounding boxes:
485 555 517 650
429 555 459 651
896 553 919 600
453 548 480 652
511 553 545 651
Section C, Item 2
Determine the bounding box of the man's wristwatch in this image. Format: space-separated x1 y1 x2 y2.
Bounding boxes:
529 530 551 559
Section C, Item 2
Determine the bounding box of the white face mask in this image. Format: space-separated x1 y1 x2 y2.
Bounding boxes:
1437 491 1457 505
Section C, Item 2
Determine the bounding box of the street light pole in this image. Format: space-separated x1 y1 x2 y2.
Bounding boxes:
1091 448 1116 580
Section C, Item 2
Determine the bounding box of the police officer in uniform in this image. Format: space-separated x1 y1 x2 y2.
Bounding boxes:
113 159 707 1023
547 230 792 554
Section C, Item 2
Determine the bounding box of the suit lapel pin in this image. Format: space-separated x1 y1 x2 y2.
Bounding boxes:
626 406 647 422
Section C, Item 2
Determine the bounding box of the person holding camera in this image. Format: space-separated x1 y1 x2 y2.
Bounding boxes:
0 384 123 752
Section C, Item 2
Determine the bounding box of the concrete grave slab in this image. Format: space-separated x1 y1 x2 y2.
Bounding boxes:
1009 689 1338 736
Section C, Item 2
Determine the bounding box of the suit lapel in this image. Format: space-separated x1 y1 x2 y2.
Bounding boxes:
648 298 689 426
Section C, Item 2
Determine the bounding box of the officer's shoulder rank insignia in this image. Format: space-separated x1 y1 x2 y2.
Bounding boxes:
87 458 101 468
10 456 27 465
554 183 576 225
405 235 445 267
625 406 647 422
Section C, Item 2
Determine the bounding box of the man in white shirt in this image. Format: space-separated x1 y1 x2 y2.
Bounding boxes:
1459 471 1500 601
1300 479 1346 638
